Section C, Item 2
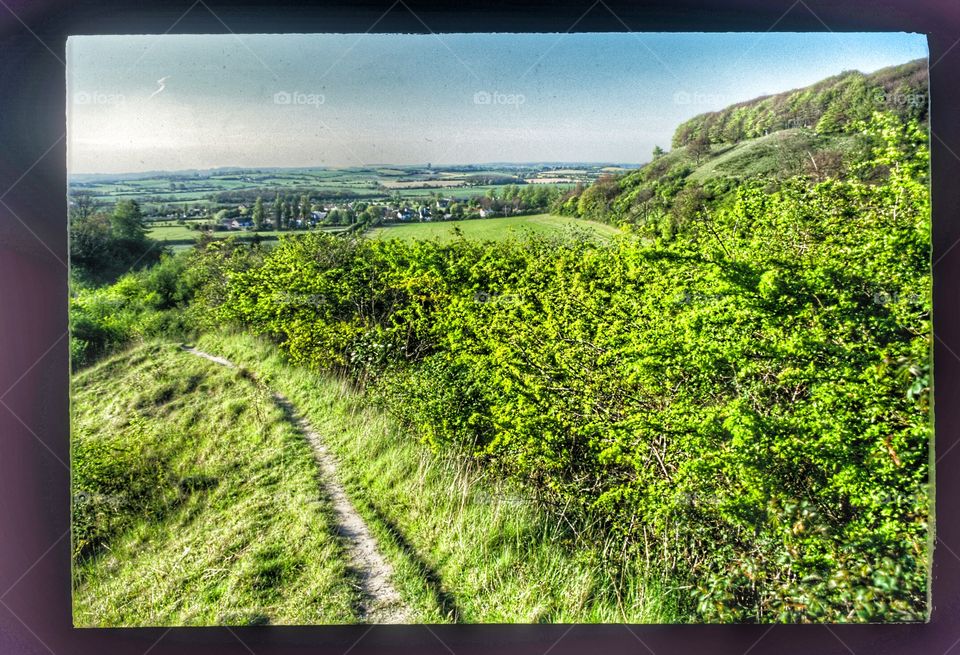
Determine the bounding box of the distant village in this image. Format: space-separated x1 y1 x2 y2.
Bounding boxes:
159 189 557 232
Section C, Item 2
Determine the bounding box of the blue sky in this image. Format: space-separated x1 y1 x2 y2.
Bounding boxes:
67 32 927 173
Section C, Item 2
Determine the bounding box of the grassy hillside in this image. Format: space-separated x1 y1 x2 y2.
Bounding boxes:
684 130 859 183
556 61 927 236
369 213 620 242
193 332 678 623
72 336 678 624
71 342 358 626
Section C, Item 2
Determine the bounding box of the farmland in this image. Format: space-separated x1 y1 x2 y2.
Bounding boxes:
70 164 618 218
369 213 620 242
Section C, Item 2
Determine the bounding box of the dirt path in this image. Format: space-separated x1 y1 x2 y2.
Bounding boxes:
181 345 411 624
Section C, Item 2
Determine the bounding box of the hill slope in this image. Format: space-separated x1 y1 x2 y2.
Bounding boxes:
555 58 928 234
672 58 927 147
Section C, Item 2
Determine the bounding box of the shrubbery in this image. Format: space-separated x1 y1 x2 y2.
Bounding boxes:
185 113 929 622
70 253 201 368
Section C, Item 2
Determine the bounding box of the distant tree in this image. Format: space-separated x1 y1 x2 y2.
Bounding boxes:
299 194 310 222
688 133 712 164
652 145 666 160
272 193 282 228
252 196 265 230
69 190 98 222
815 104 846 135
110 199 147 241
70 201 158 284
70 213 113 278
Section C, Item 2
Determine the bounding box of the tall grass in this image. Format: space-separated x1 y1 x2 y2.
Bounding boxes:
72 342 359 626
197 332 681 623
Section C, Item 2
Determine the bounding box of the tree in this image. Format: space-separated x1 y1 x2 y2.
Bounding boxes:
70 190 98 222
688 133 711 164
252 196 265 230
110 199 147 241
272 194 282 229
652 145 666 160
299 194 310 223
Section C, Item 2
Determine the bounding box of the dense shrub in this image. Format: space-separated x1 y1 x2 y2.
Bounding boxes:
70 252 202 368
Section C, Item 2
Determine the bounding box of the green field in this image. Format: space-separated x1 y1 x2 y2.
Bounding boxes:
369 213 620 242
148 225 334 240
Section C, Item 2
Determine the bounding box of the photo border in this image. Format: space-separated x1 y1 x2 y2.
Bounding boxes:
0 0 957 653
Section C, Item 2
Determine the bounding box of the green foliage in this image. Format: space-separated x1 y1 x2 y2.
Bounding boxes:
672 59 926 148
70 198 161 284
70 252 202 368
187 112 929 622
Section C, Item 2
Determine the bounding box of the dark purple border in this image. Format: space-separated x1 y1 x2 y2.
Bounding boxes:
0 1 957 653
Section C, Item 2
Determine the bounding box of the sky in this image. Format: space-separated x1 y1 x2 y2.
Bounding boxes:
66 32 928 174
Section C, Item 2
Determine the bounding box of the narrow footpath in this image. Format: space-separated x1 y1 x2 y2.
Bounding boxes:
182 345 410 624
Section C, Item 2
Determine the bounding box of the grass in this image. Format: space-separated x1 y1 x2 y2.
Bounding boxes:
147 225 347 241
368 213 621 242
686 130 859 183
71 342 359 626
195 331 679 623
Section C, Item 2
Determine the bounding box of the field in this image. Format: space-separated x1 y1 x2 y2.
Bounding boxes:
147 224 349 241
146 223 352 252
369 213 621 242
71 164 611 216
